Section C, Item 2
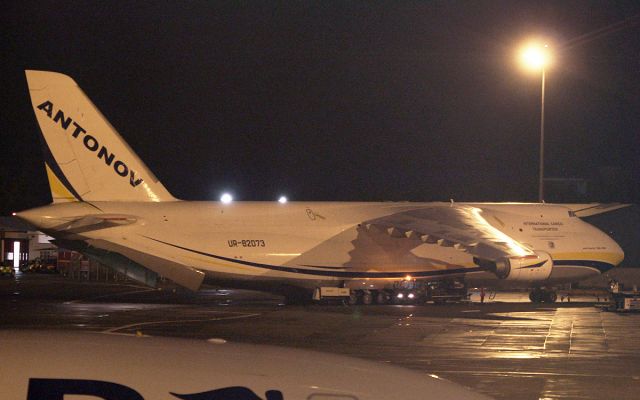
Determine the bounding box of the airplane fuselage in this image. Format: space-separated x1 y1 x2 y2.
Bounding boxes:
19 201 624 292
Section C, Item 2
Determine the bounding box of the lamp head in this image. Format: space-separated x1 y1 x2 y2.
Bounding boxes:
519 41 552 72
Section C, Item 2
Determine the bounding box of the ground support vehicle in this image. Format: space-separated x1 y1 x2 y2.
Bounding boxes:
20 258 58 274
0 264 15 278
606 281 640 312
314 278 469 305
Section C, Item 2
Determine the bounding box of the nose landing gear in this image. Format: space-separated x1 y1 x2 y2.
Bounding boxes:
529 288 557 303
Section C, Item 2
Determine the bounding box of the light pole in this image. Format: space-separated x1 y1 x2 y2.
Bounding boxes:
520 43 551 202
539 65 546 202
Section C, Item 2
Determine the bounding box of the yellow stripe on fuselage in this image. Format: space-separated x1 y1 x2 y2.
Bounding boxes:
45 163 78 202
552 251 623 266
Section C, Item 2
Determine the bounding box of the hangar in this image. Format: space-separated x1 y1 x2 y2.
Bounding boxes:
0 216 127 281
0 216 51 271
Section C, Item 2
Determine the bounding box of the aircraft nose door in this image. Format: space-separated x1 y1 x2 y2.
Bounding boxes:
604 233 625 267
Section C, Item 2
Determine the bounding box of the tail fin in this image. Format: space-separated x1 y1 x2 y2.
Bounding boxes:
25 70 176 203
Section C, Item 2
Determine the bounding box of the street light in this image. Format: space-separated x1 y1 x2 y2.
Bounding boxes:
519 42 551 202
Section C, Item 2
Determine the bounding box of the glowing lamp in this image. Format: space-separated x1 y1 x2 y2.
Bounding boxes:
220 193 233 204
519 42 551 72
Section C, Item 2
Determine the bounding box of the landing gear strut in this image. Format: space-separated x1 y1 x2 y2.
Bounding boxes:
529 288 557 303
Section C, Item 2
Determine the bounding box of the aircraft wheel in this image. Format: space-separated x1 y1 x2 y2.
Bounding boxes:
376 291 390 304
348 291 360 305
362 291 373 305
529 289 542 303
545 291 558 303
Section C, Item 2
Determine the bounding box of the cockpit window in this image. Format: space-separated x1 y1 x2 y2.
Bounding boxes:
568 211 576 217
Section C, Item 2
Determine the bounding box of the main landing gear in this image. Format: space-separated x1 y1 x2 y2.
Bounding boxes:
529 287 557 303
348 290 389 305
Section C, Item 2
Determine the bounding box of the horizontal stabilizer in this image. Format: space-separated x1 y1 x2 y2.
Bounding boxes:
48 214 137 234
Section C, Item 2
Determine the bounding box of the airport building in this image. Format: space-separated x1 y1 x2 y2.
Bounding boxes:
0 216 55 270
0 216 127 281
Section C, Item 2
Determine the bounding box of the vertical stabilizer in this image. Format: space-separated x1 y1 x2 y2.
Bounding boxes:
25 70 176 203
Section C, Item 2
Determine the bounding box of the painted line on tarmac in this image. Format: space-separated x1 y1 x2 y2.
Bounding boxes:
101 312 261 335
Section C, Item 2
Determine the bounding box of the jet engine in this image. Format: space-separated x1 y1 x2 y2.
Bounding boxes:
479 251 553 281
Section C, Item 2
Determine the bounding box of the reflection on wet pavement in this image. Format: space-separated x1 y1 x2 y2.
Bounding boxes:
2 275 640 399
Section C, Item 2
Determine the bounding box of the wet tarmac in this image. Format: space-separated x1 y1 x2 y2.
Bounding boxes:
2 273 640 400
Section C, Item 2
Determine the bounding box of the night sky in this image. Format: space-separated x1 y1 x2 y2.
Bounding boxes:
2 1 639 215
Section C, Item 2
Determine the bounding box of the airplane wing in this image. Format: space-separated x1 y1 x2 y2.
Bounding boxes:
364 205 534 262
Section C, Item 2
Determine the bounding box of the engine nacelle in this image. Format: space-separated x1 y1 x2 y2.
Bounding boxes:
493 251 553 281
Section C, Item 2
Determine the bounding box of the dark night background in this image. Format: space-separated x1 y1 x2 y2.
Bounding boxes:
1 1 639 213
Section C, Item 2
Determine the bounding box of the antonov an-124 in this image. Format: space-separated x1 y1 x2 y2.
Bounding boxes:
16 70 625 304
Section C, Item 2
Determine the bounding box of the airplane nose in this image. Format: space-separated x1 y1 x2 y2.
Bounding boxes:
607 235 625 267
579 221 625 270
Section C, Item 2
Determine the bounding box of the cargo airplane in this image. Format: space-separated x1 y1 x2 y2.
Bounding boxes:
16 70 625 304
